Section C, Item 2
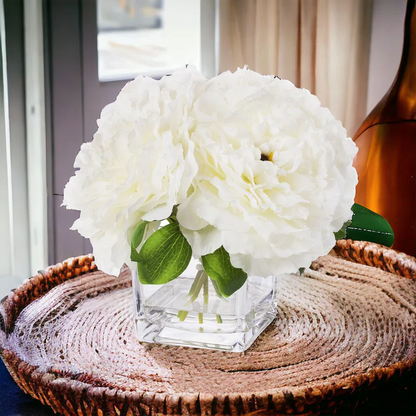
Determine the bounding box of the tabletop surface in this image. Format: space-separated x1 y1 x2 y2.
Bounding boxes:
1 359 54 416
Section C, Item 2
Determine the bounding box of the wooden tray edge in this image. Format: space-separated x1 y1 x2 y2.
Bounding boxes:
1 240 416 415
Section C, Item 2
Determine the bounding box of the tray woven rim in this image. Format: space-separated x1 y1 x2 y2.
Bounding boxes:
1 239 416 415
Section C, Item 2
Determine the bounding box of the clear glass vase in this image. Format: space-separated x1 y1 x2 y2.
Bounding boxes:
132 258 278 352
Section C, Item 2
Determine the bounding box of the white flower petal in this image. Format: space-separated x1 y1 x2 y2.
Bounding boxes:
63 66 205 275
179 67 357 277
180 225 222 258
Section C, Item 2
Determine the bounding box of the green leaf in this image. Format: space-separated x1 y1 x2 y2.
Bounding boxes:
130 221 148 263
135 222 192 285
202 246 248 297
344 203 394 247
334 220 352 240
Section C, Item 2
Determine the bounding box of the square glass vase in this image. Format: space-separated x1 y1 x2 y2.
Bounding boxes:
132 259 278 352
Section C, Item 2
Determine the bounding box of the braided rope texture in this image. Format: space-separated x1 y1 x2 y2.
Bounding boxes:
0 240 415 415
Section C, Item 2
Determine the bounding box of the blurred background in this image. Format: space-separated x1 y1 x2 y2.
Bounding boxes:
0 0 409 297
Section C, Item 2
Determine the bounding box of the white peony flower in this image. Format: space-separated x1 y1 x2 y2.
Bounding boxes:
63 66 205 275
177 68 358 277
65 66 358 280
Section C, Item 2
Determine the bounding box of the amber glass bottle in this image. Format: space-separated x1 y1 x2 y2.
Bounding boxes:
353 0 416 255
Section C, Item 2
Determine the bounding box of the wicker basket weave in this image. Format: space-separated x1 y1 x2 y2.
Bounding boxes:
0 240 415 416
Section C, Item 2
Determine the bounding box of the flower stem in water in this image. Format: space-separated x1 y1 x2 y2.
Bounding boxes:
186 270 206 304
210 278 225 299
179 269 223 324
177 310 188 321
203 276 209 305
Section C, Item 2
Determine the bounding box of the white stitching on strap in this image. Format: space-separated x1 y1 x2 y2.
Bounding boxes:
348 226 393 236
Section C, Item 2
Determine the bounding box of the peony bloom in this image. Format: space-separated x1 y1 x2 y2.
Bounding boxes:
177 68 358 277
63 67 205 275
65 66 358 279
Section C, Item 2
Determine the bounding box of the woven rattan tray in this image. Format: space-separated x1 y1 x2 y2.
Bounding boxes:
0 240 415 415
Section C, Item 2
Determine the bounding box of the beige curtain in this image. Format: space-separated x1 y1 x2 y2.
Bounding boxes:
219 0 373 137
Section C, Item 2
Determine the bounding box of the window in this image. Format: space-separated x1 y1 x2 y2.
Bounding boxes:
97 0 215 81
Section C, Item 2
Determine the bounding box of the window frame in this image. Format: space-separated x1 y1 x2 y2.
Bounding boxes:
0 0 31 281
45 0 218 264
